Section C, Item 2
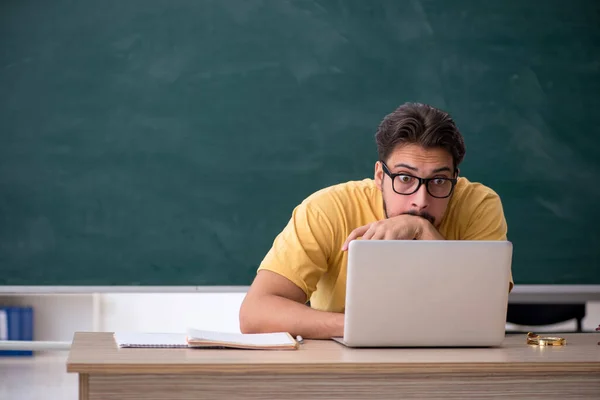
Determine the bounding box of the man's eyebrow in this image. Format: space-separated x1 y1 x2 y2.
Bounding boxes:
393 164 452 174
432 166 452 173
393 163 418 171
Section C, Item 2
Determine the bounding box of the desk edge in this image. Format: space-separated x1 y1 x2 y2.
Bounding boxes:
66 361 600 375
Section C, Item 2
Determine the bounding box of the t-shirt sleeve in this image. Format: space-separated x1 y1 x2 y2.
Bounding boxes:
463 193 508 241
257 199 334 302
463 192 514 292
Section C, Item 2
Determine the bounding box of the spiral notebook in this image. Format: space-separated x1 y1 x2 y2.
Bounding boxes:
114 332 188 348
113 329 299 350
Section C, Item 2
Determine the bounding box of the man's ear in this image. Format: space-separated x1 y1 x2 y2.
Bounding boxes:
374 161 384 190
454 167 460 178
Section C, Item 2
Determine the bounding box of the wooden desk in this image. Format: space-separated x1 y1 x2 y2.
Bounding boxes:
67 332 600 400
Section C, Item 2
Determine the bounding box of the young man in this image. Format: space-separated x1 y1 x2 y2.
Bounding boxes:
239 102 512 339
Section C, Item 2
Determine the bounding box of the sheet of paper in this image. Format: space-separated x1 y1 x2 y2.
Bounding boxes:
113 332 188 348
187 328 294 346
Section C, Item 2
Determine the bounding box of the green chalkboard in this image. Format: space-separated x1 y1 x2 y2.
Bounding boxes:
1 0 599 286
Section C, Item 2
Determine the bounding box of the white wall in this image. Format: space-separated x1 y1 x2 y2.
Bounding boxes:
0 294 95 342
0 293 247 342
0 293 599 342
101 293 246 334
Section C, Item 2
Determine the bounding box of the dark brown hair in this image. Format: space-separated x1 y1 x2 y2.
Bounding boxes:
375 103 465 172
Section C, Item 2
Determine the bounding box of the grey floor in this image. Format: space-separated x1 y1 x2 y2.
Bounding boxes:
0 352 76 400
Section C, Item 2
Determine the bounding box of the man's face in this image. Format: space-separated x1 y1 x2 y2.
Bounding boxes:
374 144 456 228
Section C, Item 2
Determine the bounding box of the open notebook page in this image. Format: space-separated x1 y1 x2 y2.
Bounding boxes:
187 328 296 346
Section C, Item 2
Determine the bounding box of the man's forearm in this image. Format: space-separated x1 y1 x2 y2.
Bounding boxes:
239 294 344 339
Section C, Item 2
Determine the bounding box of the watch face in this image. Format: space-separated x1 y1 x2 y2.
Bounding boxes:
526 332 566 346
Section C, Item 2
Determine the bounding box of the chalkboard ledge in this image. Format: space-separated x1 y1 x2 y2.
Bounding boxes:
0 286 249 294
509 285 600 304
1 285 599 303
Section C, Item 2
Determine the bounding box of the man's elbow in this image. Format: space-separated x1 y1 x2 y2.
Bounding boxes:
239 313 258 334
238 299 261 334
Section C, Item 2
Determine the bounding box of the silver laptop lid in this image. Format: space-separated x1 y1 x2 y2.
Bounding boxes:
343 240 512 347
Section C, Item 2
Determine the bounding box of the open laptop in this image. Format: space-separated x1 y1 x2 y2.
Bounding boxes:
332 240 513 348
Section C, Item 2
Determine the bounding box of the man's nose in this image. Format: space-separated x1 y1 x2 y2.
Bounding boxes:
410 183 430 210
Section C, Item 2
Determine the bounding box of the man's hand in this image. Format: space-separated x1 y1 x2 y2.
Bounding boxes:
341 214 443 251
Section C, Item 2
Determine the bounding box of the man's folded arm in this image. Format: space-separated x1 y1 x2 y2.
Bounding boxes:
239 270 344 339
239 199 344 339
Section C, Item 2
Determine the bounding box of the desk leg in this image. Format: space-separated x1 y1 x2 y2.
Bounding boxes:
79 374 89 400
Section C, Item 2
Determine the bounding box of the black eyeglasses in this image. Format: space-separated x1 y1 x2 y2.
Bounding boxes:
381 161 457 199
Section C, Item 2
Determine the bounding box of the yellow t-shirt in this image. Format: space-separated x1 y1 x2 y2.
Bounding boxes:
257 177 512 312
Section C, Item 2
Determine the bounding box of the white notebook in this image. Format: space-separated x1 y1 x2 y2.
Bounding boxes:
113 329 299 350
114 332 188 348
